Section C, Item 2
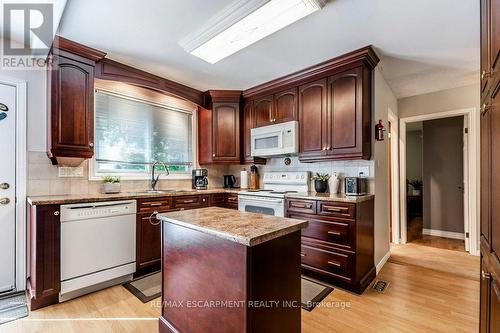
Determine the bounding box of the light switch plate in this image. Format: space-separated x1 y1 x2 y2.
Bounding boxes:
358 166 370 177
58 166 84 178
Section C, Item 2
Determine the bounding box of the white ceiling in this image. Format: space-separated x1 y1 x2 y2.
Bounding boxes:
57 0 480 98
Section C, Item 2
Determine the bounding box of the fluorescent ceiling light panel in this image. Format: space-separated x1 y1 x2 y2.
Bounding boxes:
186 0 325 64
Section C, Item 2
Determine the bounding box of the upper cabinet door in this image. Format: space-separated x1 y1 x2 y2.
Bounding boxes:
298 79 328 160
253 95 273 127
212 103 240 162
242 101 254 162
481 0 491 95
49 55 94 160
274 87 298 124
491 0 500 81
327 67 368 159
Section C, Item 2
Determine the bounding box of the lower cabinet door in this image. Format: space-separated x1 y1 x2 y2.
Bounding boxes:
480 259 491 333
137 213 161 269
491 278 500 333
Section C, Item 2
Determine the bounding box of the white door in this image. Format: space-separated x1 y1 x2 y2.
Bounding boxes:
0 83 16 293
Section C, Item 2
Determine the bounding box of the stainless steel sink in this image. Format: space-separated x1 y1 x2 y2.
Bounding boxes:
134 189 178 194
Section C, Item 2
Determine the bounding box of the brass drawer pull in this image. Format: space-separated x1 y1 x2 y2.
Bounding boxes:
327 261 341 267
146 202 163 207
181 199 195 203
481 103 491 116
292 203 311 209
324 206 345 212
482 270 491 280
327 231 341 236
300 253 306 257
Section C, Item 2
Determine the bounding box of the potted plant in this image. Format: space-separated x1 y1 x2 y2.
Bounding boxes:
312 173 330 193
408 179 423 196
102 176 121 194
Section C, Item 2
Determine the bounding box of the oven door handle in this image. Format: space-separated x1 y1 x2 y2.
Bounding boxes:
238 196 284 203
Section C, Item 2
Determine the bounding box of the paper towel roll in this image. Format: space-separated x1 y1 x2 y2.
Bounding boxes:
240 169 249 189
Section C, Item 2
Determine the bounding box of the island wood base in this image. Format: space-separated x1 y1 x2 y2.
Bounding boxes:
160 221 302 333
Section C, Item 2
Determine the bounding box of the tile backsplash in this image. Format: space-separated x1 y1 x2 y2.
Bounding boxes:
27 151 374 196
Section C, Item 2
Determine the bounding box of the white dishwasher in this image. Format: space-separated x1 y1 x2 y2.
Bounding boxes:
60 200 137 302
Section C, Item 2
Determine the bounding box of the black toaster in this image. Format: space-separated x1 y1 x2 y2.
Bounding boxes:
345 177 367 196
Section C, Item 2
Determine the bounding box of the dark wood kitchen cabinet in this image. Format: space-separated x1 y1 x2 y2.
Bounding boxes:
286 197 375 293
198 90 241 164
298 79 328 160
299 67 371 162
242 100 266 164
47 36 106 166
480 0 500 330
28 204 61 310
253 94 274 127
274 87 298 123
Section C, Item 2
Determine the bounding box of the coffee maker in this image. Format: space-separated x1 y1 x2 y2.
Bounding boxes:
192 169 208 190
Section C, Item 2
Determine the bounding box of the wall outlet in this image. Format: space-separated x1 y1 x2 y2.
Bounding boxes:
58 166 84 178
358 166 370 177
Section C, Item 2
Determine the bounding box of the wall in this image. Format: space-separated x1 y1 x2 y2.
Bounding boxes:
372 67 398 268
422 116 464 233
398 84 479 118
406 130 423 182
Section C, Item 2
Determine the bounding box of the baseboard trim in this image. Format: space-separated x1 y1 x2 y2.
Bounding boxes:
422 228 464 240
376 251 391 275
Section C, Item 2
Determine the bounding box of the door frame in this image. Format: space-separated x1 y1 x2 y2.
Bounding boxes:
398 108 479 256
0 76 27 291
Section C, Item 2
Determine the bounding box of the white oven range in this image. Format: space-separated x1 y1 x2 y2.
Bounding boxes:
238 172 310 217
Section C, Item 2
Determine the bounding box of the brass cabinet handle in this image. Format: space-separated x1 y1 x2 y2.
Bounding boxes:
481 70 491 80
182 199 195 203
327 231 341 236
482 270 491 280
300 253 306 257
212 154 215 157
326 146 330 150
0 197 10 205
53 210 59 216
149 211 160 226
291 203 311 209
481 103 491 116
324 206 344 212
148 202 163 206
327 261 341 267
89 142 94 148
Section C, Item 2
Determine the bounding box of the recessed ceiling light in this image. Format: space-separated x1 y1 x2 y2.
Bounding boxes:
180 0 326 64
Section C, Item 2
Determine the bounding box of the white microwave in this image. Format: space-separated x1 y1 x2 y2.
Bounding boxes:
250 121 298 157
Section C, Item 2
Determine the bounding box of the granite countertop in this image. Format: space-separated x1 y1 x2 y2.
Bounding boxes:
158 207 307 247
27 188 241 205
285 192 374 203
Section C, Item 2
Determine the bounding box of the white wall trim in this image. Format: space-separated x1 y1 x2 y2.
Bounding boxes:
399 108 479 256
376 251 391 274
0 75 27 291
422 228 465 240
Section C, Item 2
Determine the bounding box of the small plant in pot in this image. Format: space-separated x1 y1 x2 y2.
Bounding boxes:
312 173 330 193
102 176 121 194
408 179 423 196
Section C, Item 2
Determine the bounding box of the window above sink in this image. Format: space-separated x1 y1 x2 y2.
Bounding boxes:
89 88 197 180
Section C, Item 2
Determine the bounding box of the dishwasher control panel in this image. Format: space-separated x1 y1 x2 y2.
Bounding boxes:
60 200 137 222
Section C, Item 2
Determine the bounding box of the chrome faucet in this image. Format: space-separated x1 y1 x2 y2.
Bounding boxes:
151 161 169 191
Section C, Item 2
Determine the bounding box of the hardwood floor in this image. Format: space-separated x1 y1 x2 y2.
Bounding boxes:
2 246 479 333
411 235 465 252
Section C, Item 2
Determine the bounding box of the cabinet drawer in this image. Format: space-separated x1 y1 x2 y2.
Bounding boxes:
317 201 355 219
138 198 172 213
287 199 316 214
226 193 238 204
173 195 209 209
292 215 352 249
300 244 352 281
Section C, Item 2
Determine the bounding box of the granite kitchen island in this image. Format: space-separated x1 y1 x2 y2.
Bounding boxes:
157 207 307 333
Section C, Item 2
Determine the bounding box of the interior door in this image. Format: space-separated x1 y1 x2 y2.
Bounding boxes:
0 83 16 293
